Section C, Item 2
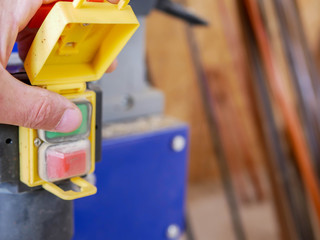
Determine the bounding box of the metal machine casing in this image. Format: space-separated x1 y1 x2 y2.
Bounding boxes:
74 122 189 240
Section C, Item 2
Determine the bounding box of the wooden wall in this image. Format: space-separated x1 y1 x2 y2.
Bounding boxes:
146 0 320 184
146 10 219 183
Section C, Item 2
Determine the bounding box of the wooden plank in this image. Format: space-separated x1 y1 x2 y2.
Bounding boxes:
184 0 267 201
146 0 320 191
146 12 218 182
146 1 267 201
297 0 320 54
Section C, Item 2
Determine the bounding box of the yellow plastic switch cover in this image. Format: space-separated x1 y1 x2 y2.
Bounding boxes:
118 0 130 10
21 0 138 200
24 1 139 86
19 91 97 200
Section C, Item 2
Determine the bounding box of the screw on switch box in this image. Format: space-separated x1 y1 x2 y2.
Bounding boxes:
20 0 139 200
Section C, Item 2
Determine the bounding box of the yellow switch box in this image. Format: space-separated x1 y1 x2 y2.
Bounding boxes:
25 1 139 85
20 0 139 200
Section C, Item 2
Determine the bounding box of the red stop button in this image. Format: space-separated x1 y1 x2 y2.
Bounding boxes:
39 140 91 182
47 149 87 180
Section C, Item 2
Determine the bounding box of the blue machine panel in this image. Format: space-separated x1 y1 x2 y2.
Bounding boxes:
74 124 189 240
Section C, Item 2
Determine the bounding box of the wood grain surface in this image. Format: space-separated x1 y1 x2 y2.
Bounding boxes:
146 0 320 186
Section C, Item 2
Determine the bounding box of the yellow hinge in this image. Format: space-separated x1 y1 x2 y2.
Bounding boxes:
45 83 86 94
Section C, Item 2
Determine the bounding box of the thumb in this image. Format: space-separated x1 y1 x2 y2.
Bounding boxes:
0 67 82 132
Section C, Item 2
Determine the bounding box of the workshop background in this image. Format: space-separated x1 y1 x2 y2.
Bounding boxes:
145 0 320 239
2 0 320 240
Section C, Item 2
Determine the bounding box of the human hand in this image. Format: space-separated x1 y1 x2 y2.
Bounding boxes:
0 0 119 132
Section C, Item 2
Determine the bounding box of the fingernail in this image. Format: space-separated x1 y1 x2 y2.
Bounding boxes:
55 108 82 133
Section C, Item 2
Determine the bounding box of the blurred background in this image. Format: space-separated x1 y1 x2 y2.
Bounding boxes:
143 0 320 239
5 0 320 239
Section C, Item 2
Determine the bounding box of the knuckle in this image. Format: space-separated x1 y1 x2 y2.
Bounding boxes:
24 94 53 129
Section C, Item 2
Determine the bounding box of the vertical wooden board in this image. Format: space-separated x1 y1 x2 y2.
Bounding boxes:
146 12 218 182
185 0 267 170
183 0 268 197
297 0 320 56
296 0 320 70
146 0 269 187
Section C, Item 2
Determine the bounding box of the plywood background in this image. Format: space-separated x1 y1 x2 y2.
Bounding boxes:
146 0 320 184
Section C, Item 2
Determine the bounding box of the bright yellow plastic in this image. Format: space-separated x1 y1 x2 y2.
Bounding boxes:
43 177 97 201
118 0 130 10
19 91 96 191
24 1 139 86
20 0 138 200
46 82 86 94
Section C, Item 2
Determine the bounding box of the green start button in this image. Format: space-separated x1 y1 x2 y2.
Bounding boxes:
38 101 92 143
